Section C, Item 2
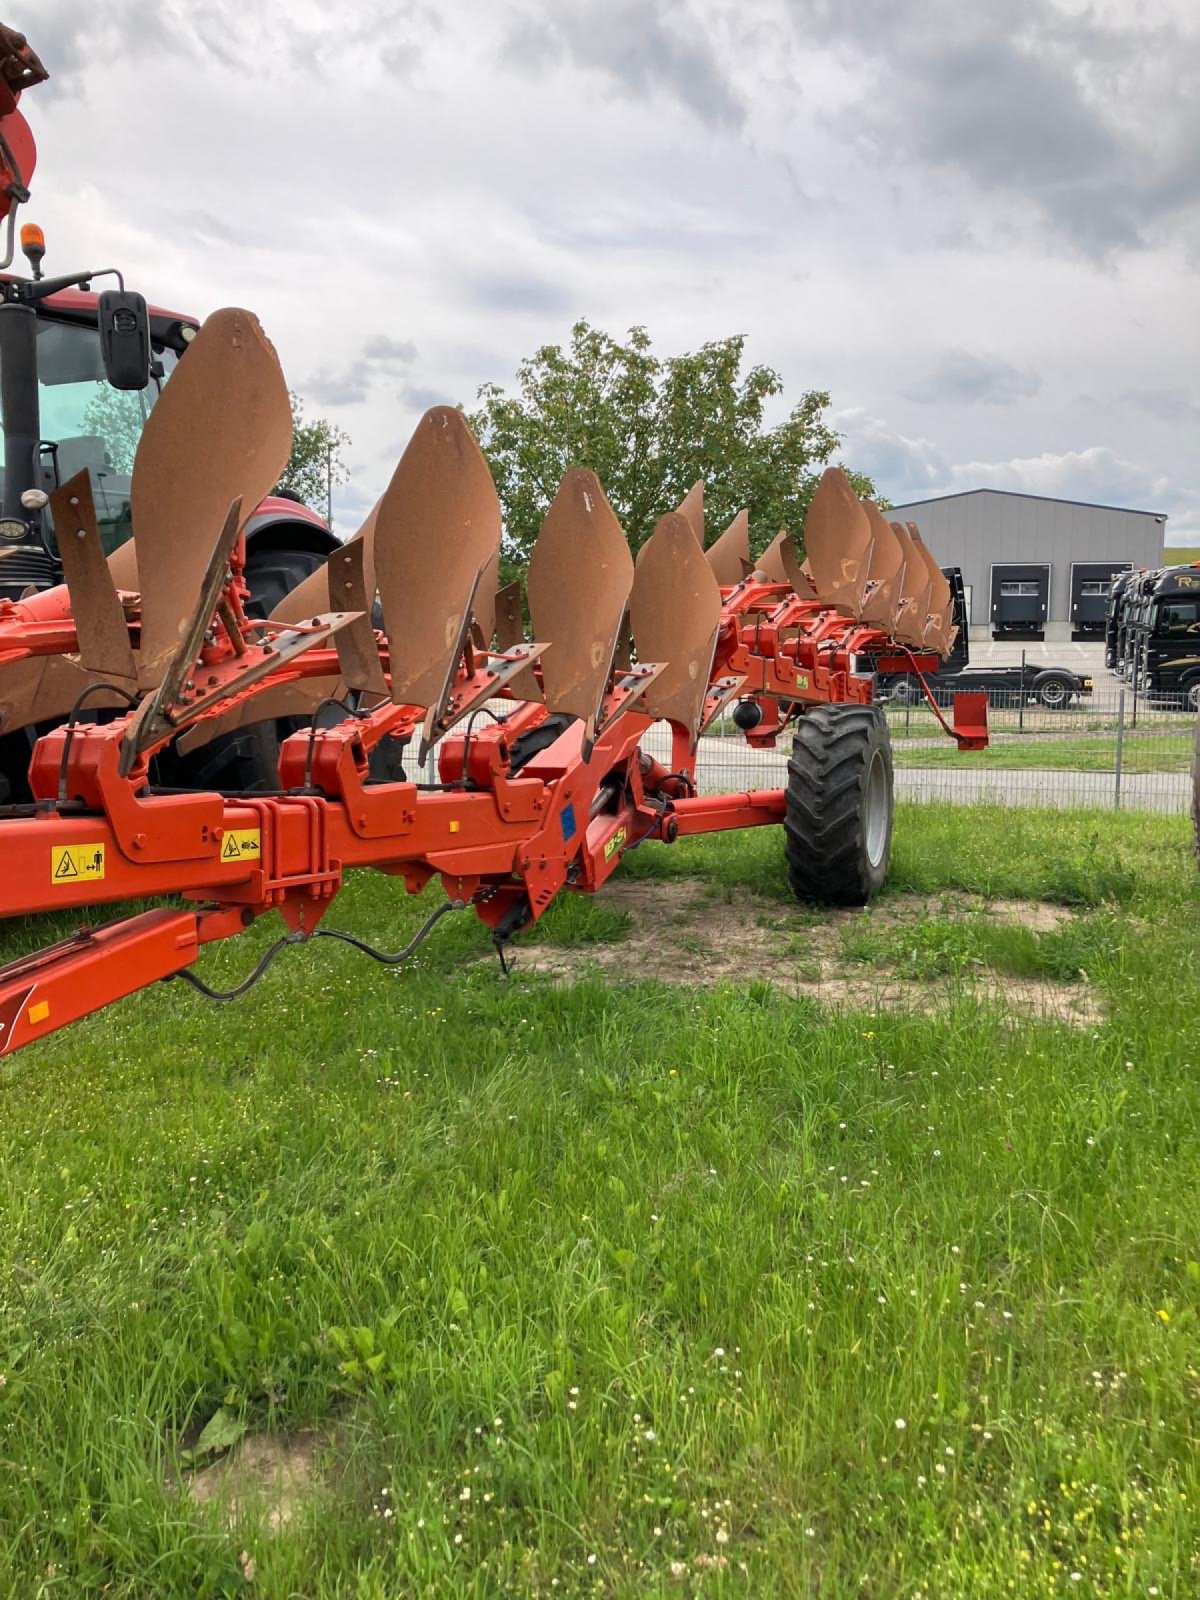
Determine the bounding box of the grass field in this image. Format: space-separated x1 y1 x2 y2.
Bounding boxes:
2 804 1198 1598
891 732 1192 774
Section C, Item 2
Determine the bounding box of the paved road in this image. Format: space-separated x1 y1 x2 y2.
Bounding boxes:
639 726 1189 815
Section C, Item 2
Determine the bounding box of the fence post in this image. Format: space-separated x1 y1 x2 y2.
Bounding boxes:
1113 689 1125 810
904 695 911 738
1130 646 1139 730
1018 648 1025 733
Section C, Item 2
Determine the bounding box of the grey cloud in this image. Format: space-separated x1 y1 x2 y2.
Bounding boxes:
832 408 949 502
793 0 1199 255
1123 388 1200 423
306 333 419 407
398 383 449 413
906 350 1041 407
30 0 439 88
466 271 574 316
836 409 1194 531
503 0 743 131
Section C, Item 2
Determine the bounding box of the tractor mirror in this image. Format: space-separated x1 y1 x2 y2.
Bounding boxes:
97 289 151 391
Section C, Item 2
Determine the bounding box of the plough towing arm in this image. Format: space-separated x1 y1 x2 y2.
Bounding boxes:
0 305 986 1060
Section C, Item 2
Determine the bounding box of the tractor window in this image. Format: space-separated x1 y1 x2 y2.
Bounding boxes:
1155 600 1200 636
20 318 175 556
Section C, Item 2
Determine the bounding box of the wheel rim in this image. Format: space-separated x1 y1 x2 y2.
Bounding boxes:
1041 682 1066 707
863 749 889 869
1188 684 1200 712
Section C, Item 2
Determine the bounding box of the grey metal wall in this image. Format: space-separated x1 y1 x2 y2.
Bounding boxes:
887 490 1165 638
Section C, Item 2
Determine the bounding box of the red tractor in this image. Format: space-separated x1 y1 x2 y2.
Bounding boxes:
0 25 339 797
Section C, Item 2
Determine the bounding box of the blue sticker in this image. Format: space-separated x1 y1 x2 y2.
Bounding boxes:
560 802 578 842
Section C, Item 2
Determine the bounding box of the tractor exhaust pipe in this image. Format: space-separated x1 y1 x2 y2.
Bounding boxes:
0 299 40 520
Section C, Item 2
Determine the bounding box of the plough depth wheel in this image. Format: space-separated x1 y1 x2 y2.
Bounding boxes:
784 705 895 906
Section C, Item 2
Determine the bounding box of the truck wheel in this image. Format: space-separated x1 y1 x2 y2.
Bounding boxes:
784 704 894 906
1034 671 1074 709
1183 674 1200 714
889 677 921 707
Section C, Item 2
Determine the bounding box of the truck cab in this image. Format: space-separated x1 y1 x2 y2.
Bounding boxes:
1128 565 1200 708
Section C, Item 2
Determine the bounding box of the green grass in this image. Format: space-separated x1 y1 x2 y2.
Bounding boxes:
1 804 1198 1597
892 732 1192 773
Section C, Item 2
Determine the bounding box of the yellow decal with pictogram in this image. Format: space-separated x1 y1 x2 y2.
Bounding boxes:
50 843 105 883
604 826 628 862
220 829 261 862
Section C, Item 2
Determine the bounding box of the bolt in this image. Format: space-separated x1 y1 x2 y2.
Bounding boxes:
185 679 195 690
208 675 219 686
76 528 87 540
131 832 146 849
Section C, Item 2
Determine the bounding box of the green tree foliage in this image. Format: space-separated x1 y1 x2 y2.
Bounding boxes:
275 392 352 524
468 321 880 577
78 386 151 476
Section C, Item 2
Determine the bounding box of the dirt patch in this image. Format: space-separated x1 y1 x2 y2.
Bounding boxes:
516 880 1101 1025
187 1430 323 1534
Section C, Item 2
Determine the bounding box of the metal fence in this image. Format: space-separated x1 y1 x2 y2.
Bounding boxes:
644 686 1196 816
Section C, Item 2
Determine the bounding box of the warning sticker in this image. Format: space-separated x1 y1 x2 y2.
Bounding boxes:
795 672 810 690
604 826 628 863
220 829 261 862
51 843 106 884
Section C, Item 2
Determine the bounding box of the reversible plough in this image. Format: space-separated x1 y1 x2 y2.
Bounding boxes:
0 308 987 1058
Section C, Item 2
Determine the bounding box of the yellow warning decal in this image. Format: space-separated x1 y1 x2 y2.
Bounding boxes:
220 829 261 862
51 843 105 883
604 826 628 862
27 1000 49 1026
795 673 810 689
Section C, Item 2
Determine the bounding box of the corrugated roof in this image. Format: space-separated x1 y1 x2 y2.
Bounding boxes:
886 487 1167 520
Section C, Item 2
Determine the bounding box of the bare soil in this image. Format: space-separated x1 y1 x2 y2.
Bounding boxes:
517 881 1102 1025
187 1431 324 1534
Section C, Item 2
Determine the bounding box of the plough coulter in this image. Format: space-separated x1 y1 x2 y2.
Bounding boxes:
0 305 986 1057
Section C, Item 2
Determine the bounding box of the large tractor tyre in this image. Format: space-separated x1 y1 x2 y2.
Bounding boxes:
784 704 894 907
156 544 332 794
242 544 329 622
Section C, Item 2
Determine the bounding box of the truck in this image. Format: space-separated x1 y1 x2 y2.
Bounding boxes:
1120 562 1200 709
877 569 1093 710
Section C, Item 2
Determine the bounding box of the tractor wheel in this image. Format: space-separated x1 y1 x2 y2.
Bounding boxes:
784 704 894 906
242 544 328 622
157 543 331 794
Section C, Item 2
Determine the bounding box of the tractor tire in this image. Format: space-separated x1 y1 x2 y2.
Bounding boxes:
159 544 331 794
242 544 328 622
784 704 894 906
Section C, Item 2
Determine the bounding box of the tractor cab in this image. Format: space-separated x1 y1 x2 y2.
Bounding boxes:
0 279 197 598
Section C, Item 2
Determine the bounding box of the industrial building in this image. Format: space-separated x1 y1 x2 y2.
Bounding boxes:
886 488 1166 642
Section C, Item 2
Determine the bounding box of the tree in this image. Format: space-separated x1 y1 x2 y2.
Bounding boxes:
275 392 352 526
78 385 151 475
467 321 880 579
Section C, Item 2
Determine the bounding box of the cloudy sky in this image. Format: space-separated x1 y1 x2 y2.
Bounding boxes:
25 0 1200 541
